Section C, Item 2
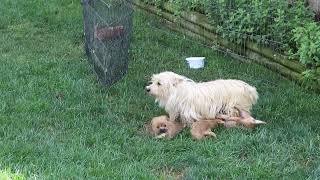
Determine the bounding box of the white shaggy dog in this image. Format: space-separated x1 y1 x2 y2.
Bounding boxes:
145 71 260 125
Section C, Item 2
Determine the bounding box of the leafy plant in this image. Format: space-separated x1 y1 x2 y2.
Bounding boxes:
292 22 320 88
293 22 320 67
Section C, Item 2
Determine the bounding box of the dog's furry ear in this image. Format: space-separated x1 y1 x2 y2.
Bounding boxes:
173 122 185 132
173 74 193 86
173 77 185 86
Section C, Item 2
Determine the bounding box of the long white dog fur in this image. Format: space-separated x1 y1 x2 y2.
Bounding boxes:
146 71 258 125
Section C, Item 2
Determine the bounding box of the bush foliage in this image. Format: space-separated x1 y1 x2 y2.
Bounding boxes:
292 22 320 88
141 0 320 88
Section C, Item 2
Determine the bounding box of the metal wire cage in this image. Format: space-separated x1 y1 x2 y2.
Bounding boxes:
82 0 133 86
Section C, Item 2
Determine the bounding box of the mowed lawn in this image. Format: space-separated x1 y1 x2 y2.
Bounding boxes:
1 0 320 179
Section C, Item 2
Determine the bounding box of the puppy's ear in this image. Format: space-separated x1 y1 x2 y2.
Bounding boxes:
145 124 154 134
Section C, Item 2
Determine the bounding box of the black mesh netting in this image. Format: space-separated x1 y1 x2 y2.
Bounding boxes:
82 0 133 86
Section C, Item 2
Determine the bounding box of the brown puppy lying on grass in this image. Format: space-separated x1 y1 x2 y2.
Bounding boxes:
190 119 224 140
217 107 267 129
191 109 267 140
148 110 266 140
148 115 184 139
148 116 224 140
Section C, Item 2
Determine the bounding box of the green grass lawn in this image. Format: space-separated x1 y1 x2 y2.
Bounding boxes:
1 0 320 179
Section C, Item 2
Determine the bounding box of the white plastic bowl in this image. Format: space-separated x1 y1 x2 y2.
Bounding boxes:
186 57 205 69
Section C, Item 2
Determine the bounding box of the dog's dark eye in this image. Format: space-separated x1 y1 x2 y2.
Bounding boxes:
157 82 161 86
164 124 166 127
156 126 159 129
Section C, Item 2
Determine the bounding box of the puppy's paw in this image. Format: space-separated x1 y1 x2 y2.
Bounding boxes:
155 133 166 139
204 131 217 139
253 119 267 125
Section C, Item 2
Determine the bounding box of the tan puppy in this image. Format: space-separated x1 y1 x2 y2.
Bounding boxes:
149 116 184 139
217 107 266 128
191 119 224 140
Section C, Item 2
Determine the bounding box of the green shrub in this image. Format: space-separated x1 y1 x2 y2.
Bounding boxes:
292 22 320 88
293 22 320 67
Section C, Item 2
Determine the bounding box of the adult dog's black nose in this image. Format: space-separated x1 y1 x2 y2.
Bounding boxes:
159 128 167 133
145 87 150 92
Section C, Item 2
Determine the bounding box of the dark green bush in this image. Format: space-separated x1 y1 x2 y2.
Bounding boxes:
292 22 320 88
292 22 320 67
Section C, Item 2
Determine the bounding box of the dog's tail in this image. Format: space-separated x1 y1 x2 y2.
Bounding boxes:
248 86 259 105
